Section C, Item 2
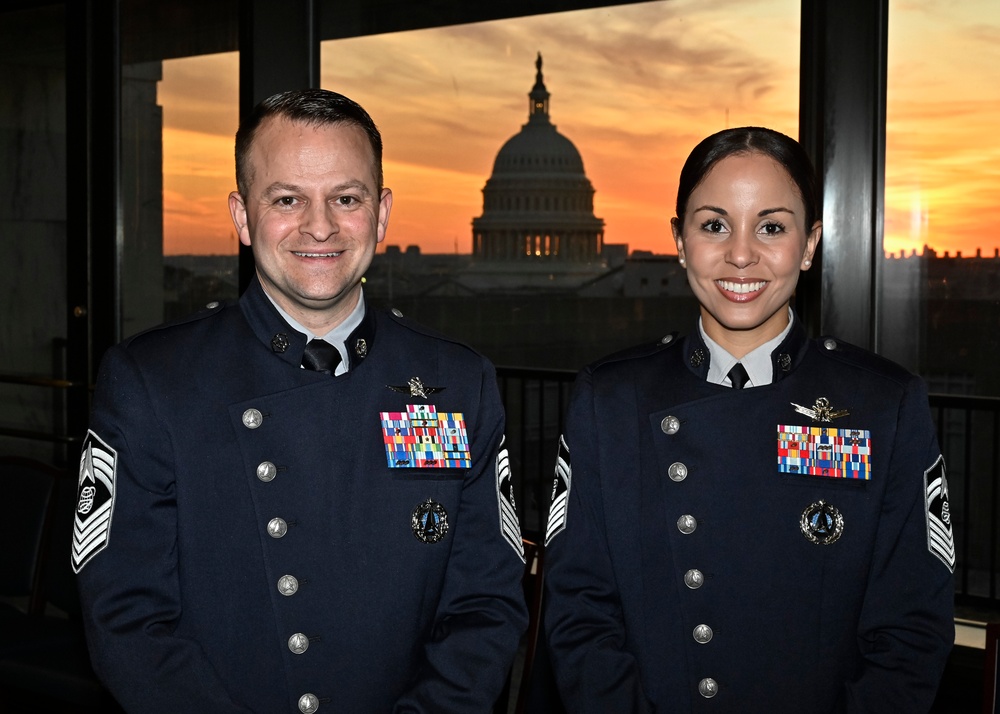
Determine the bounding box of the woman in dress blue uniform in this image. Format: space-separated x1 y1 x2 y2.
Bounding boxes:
543 127 955 713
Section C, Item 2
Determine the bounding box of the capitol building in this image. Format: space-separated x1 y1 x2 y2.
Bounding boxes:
472 54 605 265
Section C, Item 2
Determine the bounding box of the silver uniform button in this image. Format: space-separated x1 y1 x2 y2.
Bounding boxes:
684 569 704 589
267 518 288 538
699 678 719 698
277 575 299 596
242 408 263 429
677 515 697 534
391 308 403 317
205 301 220 309
823 338 838 350
661 415 681 435
693 624 713 644
298 693 319 713
256 461 277 482
668 462 688 482
660 334 673 345
288 632 309 654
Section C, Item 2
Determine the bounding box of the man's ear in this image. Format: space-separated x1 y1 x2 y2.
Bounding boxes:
376 188 393 244
229 191 252 247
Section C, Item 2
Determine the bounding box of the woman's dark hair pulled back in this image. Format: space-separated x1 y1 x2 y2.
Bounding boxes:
674 127 819 230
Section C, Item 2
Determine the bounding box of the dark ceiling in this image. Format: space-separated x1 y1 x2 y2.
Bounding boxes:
119 0 653 63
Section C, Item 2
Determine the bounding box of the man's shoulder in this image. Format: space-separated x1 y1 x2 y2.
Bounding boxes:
116 300 243 357
375 307 491 364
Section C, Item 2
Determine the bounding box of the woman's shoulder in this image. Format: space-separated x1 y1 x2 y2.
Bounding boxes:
586 331 684 374
809 335 917 387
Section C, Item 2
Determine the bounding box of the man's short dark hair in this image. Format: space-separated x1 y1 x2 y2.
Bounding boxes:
235 88 384 197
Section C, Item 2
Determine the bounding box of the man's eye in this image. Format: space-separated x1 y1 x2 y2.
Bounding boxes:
276 196 298 207
337 196 358 206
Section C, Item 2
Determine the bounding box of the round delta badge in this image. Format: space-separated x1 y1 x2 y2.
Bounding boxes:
411 498 449 544
800 500 844 545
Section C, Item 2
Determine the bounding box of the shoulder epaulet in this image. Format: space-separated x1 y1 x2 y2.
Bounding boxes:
814 335 913 384
590 331 681 370
381 307 482 356
122 300 229 346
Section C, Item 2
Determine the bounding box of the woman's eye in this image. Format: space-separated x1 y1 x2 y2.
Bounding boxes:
701 219 725 233
760 222 785 236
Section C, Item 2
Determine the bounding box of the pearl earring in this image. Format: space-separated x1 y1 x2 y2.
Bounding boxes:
803 259 811 267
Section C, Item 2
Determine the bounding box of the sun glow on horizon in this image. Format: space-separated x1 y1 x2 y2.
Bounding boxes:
158 0 1000 262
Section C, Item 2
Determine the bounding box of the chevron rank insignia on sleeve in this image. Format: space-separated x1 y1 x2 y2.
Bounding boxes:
72 430 118 573
925 455 955 572
546 435 572 546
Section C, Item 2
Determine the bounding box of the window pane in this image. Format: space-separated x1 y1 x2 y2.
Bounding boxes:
159 53 240 323
883 1 1000 397
121 2 239 338
321 0 800 369
885 0 1000 605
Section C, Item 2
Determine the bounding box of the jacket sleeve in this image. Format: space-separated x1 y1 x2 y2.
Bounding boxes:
542 369 654 714
393 360 529 713
842 375 955 712
75 346 254 713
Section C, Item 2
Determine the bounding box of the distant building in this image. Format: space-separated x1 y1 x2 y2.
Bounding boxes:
472 53 604 264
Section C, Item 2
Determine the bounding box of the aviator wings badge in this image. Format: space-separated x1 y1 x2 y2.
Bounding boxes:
388 376 444 399
791 397 850 423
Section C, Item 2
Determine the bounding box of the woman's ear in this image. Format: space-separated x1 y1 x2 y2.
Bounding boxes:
671 217 686 267
802 220 822 270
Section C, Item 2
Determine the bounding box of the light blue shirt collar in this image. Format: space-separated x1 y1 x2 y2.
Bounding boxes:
700 308 794 388
264 288 366 376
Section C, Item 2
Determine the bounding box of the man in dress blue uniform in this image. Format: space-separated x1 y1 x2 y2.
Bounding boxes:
72 89 527 713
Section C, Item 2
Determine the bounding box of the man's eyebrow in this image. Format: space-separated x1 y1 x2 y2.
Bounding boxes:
260 182 302 198
260 180 373 198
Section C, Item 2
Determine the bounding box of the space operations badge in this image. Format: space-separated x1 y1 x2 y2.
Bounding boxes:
546 435 571 546
777 425 871 480
925 455 955 572
496 436 525 561
380 404 471 469
72 430 117 573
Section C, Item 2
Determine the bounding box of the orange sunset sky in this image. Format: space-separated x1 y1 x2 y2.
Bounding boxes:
159 0 1000 260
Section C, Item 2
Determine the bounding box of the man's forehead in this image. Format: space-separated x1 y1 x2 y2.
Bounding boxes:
256 115 368 149
247 117 379 188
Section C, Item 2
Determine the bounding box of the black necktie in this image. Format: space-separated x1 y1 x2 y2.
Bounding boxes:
302 338 341 375
727 362 750 390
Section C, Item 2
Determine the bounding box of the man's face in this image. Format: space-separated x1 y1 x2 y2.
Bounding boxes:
229 117 392 332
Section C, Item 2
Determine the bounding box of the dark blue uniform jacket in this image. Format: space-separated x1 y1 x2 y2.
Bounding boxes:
74 279 528 713
543 320 955 713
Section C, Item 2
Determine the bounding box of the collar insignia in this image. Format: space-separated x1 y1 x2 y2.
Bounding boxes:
388 377 444 399
791 397 849 423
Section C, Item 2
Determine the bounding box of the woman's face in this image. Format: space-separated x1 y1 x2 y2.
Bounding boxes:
672 152 821 358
